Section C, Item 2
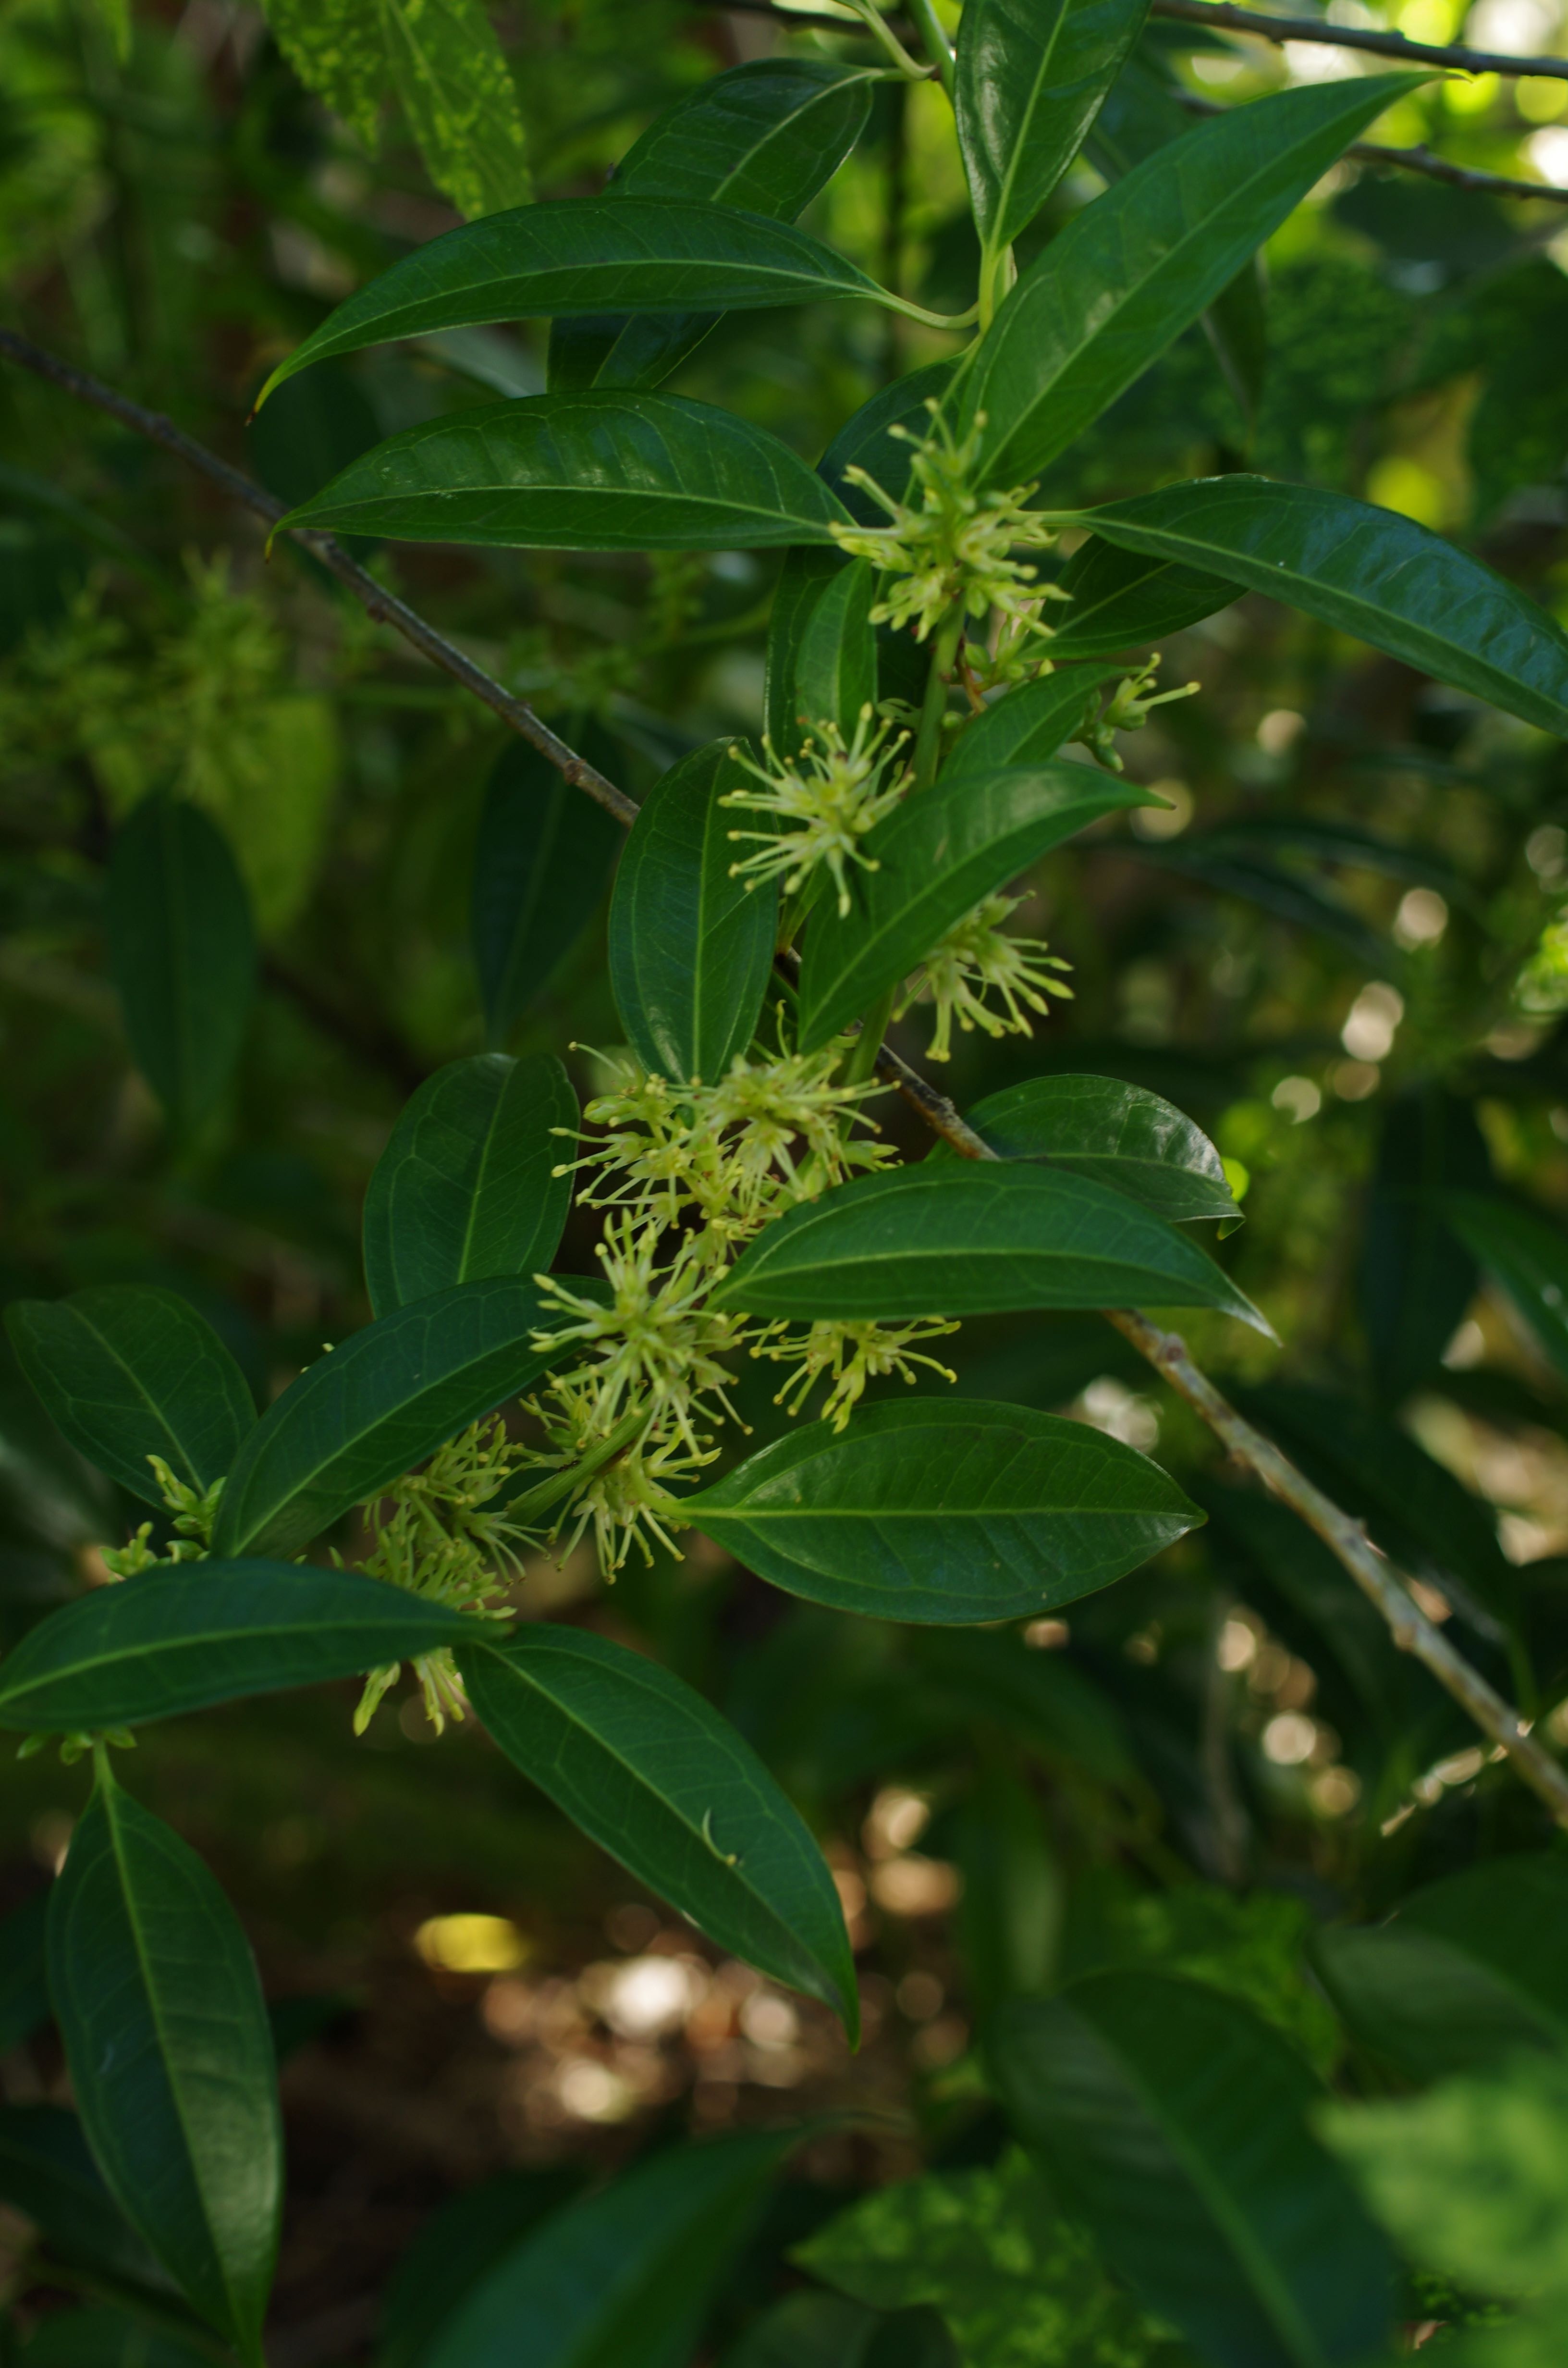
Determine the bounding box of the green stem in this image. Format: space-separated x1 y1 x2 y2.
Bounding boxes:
905 0 956 95
912 607 963 790
501 1406 649 1525
880 291 980 331
977 241 1015 334
842 0 931 77
843 987 899 1088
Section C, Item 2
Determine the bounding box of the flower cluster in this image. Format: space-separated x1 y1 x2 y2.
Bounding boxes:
829 402 1062 648
100 1456 223 1579
905 891 1074 1062
755 1316 960 1431
721 707 910 918
1082 657 1200 772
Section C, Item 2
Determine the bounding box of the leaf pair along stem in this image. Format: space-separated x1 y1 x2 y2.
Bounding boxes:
10 330 1568 1831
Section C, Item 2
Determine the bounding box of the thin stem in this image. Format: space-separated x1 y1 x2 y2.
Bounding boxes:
912 608 963 789
843 987 899 1087
840 0 932 77
904 0 956 96
882 291 980 329
501 1406 650 1523
18 325 1563 1826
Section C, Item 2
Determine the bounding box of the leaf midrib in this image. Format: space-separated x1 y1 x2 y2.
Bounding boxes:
986 0 1073 250
72 1308 207 1492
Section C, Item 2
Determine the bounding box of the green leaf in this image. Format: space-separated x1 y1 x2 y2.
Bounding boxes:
958 75 1419 484
0 2106 164 2287
280 393 852 551
209 1278 571 1560
378 2171 587 2368
993 1973 1396 2368
16 2305 218 2368
423 2128 802 2368
1360 1088 1491 1404
682 1398 1202 1623
944 1766 1061 2021
956 0 1151 258
260 201 888 401
550 58 876 394
0 1330 121 1552
710 1164 1270 1332
0 1562 489 1733
1079 476 1568 738
0 1893 49 2053
1048 535 1236 659
1131 839 1394 974
4 1287 255 1509
766 547 846 757
796 762 1156 1051
906 1625 1136 1786
797 2149 1168 2368
818 358 959 526
940 667 1121 777
1445 1193 1568 1381
608 739 778 1085
362 1054 576 1318
1311 1855 1568 2084
106 797 256 1131
461 1627 857 2029
721 2292 887 2368
49 1769 282 2362
471 731 624 1043
796 557 877 742
930 1073 1239 1226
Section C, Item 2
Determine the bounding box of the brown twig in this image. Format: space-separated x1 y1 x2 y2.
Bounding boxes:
0 331 637 828
9 327 1565 1826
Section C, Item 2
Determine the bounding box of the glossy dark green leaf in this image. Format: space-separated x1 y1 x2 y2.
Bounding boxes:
424 2128 801 2368
261 200 889 400
1083 476 1568 736
684 1399 1202 1623
362 1054 576 1318
766 547 845 757
817 358 959 526
378 2171 588 2368
941 667 1121 777
0 1330 121 1554
550 59 876 394
0 1892 49 2053
796 557 877 742
471 730 624 1042
1312 1856 1568 2085
282 393 852 552
956 0 1150 256
106 798 256 1130
608 739 777 1085
993 1974 1396 2368
49 1770 282 2363
931 1074 1239 1225
711 1159 1268 1332
210 1278 570 1559
797 763 1156 1050
0 2106 164 2286
1360 1089 1490 1406
1446 1193 1568 1381
4 1287 256 1509
1048 536 1236 659
957 75 1418 484
0 1562 488 1733
462 1627 856 2029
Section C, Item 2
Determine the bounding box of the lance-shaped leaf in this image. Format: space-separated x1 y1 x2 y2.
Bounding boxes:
940 667 1122 778
797 763 1156 1050
259 201 889 401
609 739 777 1085
765 547 846 756
0 2106 166 2287
471 729 625 1043
712 1164 1268 1330
1311 1855 1568 2084
931 1074 1239 1226
1079 477 1568 738
1445 1194 1568 1380
796 557 877 742
107 798 256 1131
210 1278 571 1560
957 0 1150 258
424 2128 802 2368
957 74 1419 484
1048 536 1237 659
281 392 852 552
5 1288 255 1509
363 1054 576 1317
49 1770 282 2363
993 1975 1396 2368
461 1628 856 2030
683 1399 1201 1624
551 58 877 394
0 1563 490 1734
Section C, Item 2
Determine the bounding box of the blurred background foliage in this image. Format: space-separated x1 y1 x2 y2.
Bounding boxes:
9 0 1568 2356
